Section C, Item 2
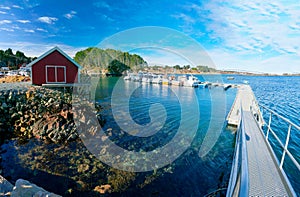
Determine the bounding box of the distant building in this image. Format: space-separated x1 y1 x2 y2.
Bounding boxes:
28 47 82 85
1 67 9 71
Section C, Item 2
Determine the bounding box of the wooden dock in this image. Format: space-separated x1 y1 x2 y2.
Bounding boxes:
227 85 295 196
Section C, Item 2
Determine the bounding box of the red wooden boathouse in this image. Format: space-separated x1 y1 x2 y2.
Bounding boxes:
28 47 82 85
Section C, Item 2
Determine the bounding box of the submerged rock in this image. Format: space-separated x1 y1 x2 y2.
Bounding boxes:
93 184 111 194
0 175 13 196
11 179 61 197
77 164 90 173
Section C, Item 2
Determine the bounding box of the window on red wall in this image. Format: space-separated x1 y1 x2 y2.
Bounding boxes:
46 65 66 83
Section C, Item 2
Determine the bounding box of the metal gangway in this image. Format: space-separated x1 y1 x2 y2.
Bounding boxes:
226 85 299 196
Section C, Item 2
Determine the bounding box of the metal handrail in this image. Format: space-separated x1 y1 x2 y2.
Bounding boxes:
260 105 300 131
259 104 300 171
226 106 249 197
239 108 249 196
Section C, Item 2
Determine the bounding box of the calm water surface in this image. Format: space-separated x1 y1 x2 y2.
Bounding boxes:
95 76 237 196
234 75 300 195
203 74 300 195
1 75 299 196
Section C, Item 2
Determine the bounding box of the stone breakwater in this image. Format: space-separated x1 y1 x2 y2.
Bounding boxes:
0 86 104 145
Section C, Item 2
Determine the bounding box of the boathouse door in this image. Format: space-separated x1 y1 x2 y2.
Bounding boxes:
46 65 66 83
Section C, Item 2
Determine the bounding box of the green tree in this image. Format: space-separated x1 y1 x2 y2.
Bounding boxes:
173 65 181 70
5 48 13 56
0 48 34 69
108 59 130 74
183 65 190 70
74 47 147 74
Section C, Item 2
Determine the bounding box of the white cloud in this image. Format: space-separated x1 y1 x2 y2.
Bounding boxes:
172 13 195 24
38 16 58 24
0 11 6 14
0 6 10 10
101 14 114 22
0 42 86 57
64 10 77 19
24 29 35 33
172 13 195 34
177 0 300 73
17 20 30 24
0 28 14 32
0 20 11 24
94 1 110 9
11 25 20 30
207 48 300 74
194 1 300 55
12 5 23 9
36 28 47 32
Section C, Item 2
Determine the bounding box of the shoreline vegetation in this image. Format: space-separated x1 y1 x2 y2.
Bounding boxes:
133 69 300 76
1 47 299 77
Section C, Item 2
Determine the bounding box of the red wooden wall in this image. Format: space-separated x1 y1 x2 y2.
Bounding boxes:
31 50 79 85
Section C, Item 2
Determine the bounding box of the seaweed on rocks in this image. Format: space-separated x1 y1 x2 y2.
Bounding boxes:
0 86 105 145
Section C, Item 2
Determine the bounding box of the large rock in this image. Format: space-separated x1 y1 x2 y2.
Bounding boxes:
11 179 61 197
0 175 13 196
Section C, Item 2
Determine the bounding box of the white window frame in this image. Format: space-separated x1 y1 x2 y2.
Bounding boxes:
45 65 66 83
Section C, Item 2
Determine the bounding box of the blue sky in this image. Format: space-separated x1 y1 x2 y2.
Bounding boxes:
0 0 299 73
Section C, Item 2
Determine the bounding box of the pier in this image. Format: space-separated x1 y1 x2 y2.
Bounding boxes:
226 85 298 196
123 74 237 91
226 85 259 126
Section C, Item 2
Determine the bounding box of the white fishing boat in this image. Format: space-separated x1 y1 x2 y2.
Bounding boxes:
171 80 183 86
6 70 18 76
142 73 153 83
124 75 131 80
181 75 199 87
152 74 163 84
169 75 183 86
131 71 143 82
162 78 170 85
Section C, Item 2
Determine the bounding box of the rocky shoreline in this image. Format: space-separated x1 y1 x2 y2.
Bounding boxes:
0 87 74 145
0 82 231 196
0 86 105 145
0 84 164 196
0 85 109 196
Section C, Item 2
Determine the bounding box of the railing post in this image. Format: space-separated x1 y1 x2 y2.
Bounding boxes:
280 124 292 170
266 112 272 140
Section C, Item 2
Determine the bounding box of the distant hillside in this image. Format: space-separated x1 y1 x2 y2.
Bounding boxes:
74 47 148 74
0 48 35 70
195 65 218 72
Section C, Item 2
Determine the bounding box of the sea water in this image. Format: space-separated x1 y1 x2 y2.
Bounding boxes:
1 75 298 196
96 75 300 196
95 76 237 196
198 74 300 195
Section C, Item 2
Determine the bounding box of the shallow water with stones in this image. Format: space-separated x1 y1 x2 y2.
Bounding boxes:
1 75 299 196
